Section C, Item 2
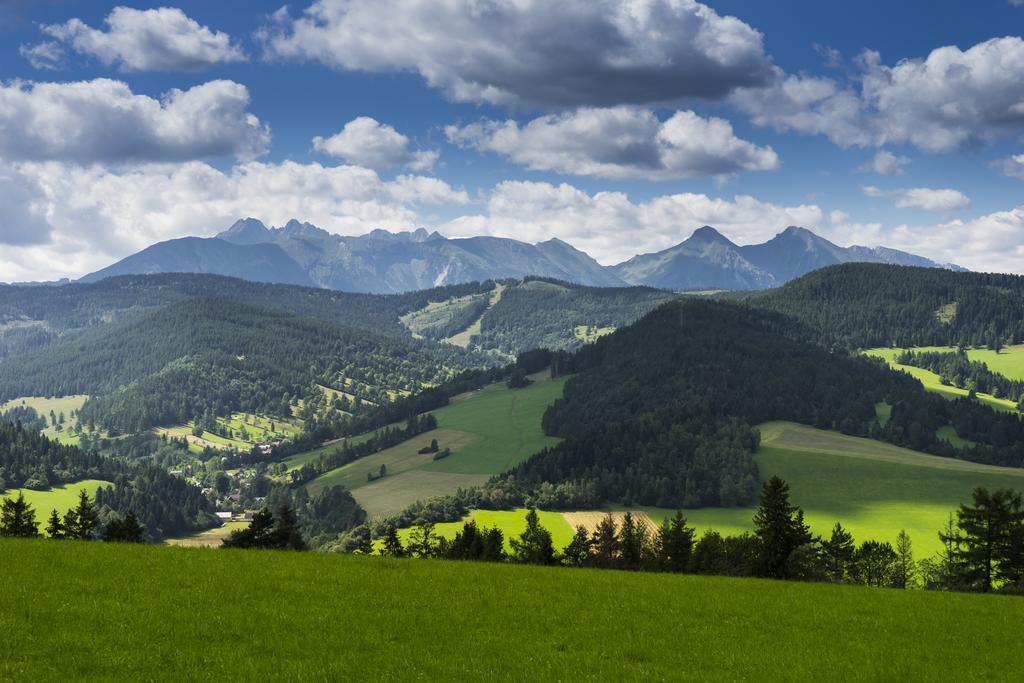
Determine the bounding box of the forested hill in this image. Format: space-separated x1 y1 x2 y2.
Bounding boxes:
0 274 493 360
0 298 483 434
507 299 1024 509
752 263 1024 349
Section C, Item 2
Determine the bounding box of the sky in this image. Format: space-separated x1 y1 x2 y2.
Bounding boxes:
1 0 1023 281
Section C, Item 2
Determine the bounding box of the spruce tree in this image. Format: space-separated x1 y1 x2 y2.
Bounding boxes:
753 476 808 579
0 493 39 538
893 530 915 589
45 508 63 539
591 514 619 569
380 524 406 558
946 487 1024 592
66 489 98 540
408 522 437 558
510 509 556 565
821 522 855 583
656 511 695 573
562 525 592 567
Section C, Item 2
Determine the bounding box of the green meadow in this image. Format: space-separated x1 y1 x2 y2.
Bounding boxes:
389 508 577 551
640 422 1024 556
0 395 90 445
1 480 112 533
2 539 1024 680
865 346 1020 412
307 371 567 516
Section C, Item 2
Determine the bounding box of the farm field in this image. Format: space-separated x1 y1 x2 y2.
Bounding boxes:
1 480 113 532
165 522 249 548
307 371 568 517
397 422 1024 557
3 539 1024 680
865 347 1019 412
0 395 89 445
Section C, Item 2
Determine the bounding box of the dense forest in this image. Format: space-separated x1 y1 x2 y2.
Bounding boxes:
474 279 677 353
753 264 1024 349
500 299 1024 509
0 298 486 433
0 274 494 360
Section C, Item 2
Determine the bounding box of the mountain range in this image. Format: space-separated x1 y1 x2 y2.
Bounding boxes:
79 218 961 294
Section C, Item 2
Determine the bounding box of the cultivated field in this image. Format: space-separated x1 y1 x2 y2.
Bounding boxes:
307 370 567 517
165 522 249 548
3 539 1023 680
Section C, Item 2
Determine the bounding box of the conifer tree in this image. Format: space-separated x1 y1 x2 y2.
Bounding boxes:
510 509 556 565
656 511 695 572
753 477 810 579
821 522 855 583
45 508 63 539
591 514 619 569
380 524 406 558
0 492 39 537
893 530 916 589
562 525 592 567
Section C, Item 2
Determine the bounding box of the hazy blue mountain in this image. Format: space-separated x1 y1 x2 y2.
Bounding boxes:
613 225 961 290
85 219 625 293
79 237 316 287
609 226 776 290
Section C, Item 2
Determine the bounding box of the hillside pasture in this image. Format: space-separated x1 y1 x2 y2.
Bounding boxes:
0 395 89 445
3 539 1024 680
1 480 113 534
865 347 1019 412
445 282 504 348
307 371 567 517
165 522 249 548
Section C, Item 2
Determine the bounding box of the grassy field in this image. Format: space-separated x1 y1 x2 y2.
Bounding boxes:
308 371 567 517
3 539 1024 680
626 422 1024 556
865 347 1020 412
0 395 90 445
389 508 576 551
573 325 615 342
156 412 302 453
1 480 113 532
165 522 249 548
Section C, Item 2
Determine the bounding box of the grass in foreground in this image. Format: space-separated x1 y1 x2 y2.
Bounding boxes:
2 539 1023 680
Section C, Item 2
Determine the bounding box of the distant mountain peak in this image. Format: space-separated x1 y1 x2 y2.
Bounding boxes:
217 218 271 245
689 225 732 243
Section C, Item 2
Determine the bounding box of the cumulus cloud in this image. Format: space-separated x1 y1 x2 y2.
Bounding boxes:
0 160 470 281
313 117 438 171
26 6 246 71
859 149 910 176
442 181 822 263
993 154 1024 180
734 37 1024 152
863 185 971 212
882 207 1024 274
259 0 773 106
446 107 778 180
0 79 269 163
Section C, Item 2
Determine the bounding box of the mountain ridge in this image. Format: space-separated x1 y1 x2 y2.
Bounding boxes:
77 218 962 294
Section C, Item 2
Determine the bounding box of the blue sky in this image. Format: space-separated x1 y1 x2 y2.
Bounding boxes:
0 0 1023 280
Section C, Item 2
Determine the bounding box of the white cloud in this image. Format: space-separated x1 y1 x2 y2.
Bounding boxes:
882 207 1024 274
19 41 64 70
0 170 50 246
734 37 1024 152
442 181 822 263
993 154 1024 180
28 6 245 71
259 0 773 106
446 107 778 180
863 185 971 212
0 160 470 281
313 117 438 171
859 149 910 176
0 79 269 163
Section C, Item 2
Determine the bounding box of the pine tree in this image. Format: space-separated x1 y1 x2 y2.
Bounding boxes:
753 476 809 579
945 487 1024 592
893 530 916 589
562 525 592 567
591 514 619 569
820 522 855 583
45 508 63 539
408 522 437 558
510 509 556 565
380 524 406 558
103 512 146 543
656 511 695 573
222 509 275 549
0 493 39 538
65 489 98 540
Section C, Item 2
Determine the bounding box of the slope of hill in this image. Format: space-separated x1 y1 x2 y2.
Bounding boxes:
3 539 1023 680
613 226 960 290
754 263 1024 348
304 371 568 516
